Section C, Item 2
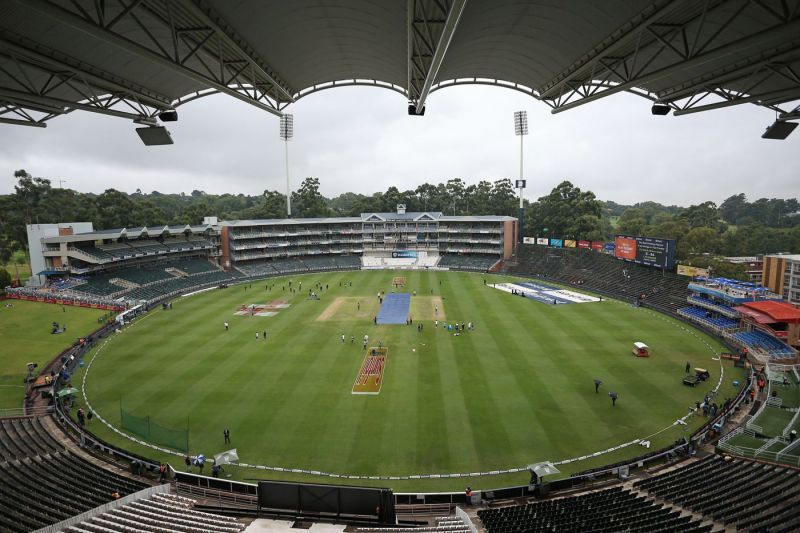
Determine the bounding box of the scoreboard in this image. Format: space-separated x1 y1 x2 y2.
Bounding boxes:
614 235 676 269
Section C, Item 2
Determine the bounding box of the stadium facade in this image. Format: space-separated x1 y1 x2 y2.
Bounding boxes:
25 210 518 288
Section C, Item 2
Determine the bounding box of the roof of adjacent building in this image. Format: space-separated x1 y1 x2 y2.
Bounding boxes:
738 300 800 323
41 224 214 243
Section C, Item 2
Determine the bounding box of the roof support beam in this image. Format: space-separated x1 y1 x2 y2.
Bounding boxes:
0 31 173 110
179 0 294 102
20 0 283 117
538 0 685 100
672 87 800 115
0 115 47 127
407 0 467 114
0 87 156 121
551 17 800 114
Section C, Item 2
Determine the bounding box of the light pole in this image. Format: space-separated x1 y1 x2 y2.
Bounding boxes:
514 110 528 244
279 114 294 218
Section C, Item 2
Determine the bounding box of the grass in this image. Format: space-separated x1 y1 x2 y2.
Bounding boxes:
0 300 107 409
756 407 796 437
67 270 742 491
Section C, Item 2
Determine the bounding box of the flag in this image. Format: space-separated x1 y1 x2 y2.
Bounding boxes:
214 448 239 465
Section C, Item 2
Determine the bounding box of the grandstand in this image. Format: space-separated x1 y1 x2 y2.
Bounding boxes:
0 416 149 532
505 245 690 313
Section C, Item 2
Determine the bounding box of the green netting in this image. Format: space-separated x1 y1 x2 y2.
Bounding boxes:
150 419 188 453
120 408 188 452
120 409 150 439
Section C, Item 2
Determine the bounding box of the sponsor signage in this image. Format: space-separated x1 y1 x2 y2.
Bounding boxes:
564 239 577 248
391 250 417 258
522 237 536 244
677 265 710 277
578 240 590 249
591 241 604 251
536 237 549 245
550 238 563 247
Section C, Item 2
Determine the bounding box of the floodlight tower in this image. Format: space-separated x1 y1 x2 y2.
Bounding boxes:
279 114 294 218
514 110 528 244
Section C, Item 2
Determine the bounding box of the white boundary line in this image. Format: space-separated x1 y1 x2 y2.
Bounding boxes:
82 280 728 480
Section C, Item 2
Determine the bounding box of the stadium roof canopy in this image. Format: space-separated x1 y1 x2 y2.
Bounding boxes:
1 0 799 135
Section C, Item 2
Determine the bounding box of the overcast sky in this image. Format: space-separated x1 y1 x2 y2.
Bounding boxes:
0 85 797 206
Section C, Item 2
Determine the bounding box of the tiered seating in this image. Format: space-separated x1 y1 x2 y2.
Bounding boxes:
97 242 137 260
74 243 112 260
678 306 739 329
125 269 235 301
169 257 217 274
301 256 338 271
358 515 469 533
128 241 169 255
477 486 710 533
732 330 795 357
270 257 310 273
508 246 690 313
0 417 149 532
333 255 361 269
162 238 198 252
687 295 740 317
439 254 499 271
64 493 245 533
634 455 800 531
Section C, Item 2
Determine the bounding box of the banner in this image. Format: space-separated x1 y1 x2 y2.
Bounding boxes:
591 241 604 251
564 239 577 248
522 237 536 244
677 265 710 277
550 238 563 247
536 237 549 245
578 240 590 249
614 236 637 260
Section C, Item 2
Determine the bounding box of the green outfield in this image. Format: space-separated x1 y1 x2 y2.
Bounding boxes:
0 300 107 409
67 270 743 491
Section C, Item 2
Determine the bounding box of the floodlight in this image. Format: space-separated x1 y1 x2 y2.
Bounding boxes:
279 113 293 140
514 110 528 136
408 104 426 116
762 120 797 140
651 103 671 115
136 126 173 145
158 110 178 122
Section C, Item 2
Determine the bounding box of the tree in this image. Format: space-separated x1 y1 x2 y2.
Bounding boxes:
617 208 647 236
719 193 747 224
291 177 330 218
678 227 719 257
528 181 602 238
678 201 721 229
0 268 11 289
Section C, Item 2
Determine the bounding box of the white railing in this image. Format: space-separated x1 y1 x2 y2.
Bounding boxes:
32 484 170 533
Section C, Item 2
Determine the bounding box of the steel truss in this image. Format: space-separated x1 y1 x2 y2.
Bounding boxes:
407 0 466 114
0 28 175 127
19 0 294 118
539 0 800 116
